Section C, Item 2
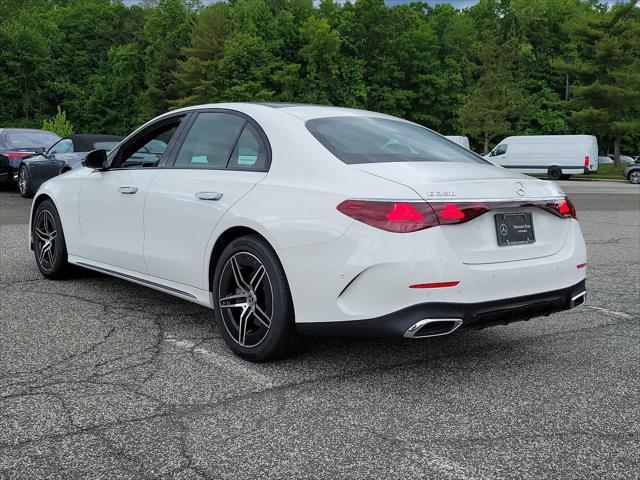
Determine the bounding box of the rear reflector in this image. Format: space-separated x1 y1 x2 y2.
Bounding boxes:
337 196 577 233
409 281 460 289
577 263 586 269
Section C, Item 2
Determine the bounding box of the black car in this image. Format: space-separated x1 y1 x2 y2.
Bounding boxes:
623 159 640 184
17 134 122 197
0 128 60 186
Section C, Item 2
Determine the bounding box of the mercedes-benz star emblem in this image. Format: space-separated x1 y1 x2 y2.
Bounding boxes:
499 224 508 236
514 182 525 197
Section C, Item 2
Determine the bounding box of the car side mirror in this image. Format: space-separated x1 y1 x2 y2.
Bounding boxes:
35 147 45 155
83 149 108 170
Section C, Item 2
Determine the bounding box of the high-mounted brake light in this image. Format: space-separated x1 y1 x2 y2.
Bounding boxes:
409 281 460 289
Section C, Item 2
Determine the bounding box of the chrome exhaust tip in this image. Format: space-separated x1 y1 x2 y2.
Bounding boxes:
570 291 586 308
404 319 463 338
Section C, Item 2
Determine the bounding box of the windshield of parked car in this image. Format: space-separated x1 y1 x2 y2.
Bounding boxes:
7 130 60 149
306 117 487 165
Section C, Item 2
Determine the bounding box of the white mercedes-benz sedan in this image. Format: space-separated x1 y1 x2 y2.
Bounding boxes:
29 103 587 361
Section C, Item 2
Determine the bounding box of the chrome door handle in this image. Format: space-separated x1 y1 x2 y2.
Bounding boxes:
118 186 138 194
196 192 223 201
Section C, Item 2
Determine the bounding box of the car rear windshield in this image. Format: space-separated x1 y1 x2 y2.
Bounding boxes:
306 117 487 165
7 131 59 149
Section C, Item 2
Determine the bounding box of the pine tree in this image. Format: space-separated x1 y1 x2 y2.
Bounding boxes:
558 1 640 165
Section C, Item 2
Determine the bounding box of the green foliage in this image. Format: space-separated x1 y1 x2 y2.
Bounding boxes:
457 34 528 153
556 1 640 164
42 106 74 137
0 0 638 156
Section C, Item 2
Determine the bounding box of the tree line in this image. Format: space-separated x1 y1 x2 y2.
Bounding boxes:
1 0 638 157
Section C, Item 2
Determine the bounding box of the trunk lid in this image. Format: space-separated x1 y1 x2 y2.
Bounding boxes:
355 162 570 264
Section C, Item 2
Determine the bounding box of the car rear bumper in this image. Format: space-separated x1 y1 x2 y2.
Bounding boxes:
297 279 586 337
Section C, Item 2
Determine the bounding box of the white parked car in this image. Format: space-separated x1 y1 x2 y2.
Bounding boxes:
29 104 587 361
485 135 599 179
445 135 470 150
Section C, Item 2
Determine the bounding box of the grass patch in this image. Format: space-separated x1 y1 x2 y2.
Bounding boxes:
589 163 627 179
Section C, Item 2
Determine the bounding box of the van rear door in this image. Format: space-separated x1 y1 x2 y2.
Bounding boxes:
587 136 599 172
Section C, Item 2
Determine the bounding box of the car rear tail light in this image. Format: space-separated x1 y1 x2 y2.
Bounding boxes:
430 202 490 225
336 200 438 233
544 197 577 219
576 263 586 269
584 155 589 168
5 152 32 159
338 196 577 233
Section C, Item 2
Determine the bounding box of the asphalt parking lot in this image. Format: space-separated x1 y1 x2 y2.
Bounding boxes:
0 181 638 479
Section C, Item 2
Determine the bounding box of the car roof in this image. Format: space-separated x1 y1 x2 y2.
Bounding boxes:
169 102 394 122
502 135 594 142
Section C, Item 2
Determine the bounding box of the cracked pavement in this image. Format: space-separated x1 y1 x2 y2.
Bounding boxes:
0 181 638 479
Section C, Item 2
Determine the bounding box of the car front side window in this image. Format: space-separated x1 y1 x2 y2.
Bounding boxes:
111 119 182 169
49 139 73 155
492 144 508 156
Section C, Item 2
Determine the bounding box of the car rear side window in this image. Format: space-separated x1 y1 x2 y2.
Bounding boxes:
306 117 487 165
227 123 268 170
93 141 120 151
174 113 246 169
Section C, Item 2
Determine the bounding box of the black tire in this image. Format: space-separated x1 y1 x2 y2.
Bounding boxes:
18 165 34 198
32 199 71 279
628 170 640 184
212 235 297 362
548 167 562 181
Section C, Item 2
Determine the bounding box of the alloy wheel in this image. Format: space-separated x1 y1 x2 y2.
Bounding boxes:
34 210 57 272
18 168 27 195
218 252 273 348
630 171 640 184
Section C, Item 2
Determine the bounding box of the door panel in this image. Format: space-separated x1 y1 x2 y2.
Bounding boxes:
75 114 187 272
144 169 266 287
142 110 270 289
34 157 64 185
77 169 159 272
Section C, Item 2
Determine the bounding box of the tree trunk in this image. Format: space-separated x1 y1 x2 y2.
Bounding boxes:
613 137 621 167
483 131 490 155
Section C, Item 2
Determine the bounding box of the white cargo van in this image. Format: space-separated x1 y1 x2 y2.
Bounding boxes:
485 135 598 180
445 135 471 150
